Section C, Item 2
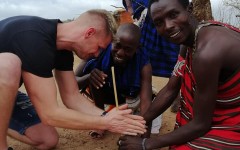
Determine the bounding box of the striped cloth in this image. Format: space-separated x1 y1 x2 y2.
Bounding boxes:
141 14 180 77
172 21 240 150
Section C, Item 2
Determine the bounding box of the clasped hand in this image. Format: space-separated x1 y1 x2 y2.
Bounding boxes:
105 104 146 135
89 69 146 137
118 135 145 150
89 69 107 89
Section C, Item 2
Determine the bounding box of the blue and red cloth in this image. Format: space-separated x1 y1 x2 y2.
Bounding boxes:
172 21 240 149
123 0 180 77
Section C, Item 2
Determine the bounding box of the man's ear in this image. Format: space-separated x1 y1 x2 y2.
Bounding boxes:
84 27 96 38
187 2 193 14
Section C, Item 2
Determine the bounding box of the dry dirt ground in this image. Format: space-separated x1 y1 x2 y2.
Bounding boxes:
8 56 176 150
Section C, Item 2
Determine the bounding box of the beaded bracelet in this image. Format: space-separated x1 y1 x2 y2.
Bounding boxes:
142 138 147 150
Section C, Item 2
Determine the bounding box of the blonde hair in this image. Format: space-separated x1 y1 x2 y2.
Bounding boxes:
82 9 117 40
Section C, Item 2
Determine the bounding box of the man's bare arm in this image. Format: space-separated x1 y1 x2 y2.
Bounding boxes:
22 70 146 135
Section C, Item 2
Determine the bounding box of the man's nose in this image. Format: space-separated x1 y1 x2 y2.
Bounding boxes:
165 19 174 30
116 49 124 56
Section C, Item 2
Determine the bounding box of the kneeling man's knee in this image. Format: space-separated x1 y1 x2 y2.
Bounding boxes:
0 53 21 88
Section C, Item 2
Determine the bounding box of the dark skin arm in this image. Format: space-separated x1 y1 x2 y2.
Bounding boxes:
144 45 187 124
139 64 152 116
118 48 184 149
139 63 153 137
144 76 181 124
120 25 240 150
119 75 181 149
146 46 220 149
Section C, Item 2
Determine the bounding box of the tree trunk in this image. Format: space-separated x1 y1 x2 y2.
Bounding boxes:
192 0 213 21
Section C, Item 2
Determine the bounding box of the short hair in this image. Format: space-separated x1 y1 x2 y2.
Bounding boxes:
85 9 117 38
148 0 190 10
118 23 141 42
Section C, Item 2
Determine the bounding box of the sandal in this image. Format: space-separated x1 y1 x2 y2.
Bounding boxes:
89 130 105 139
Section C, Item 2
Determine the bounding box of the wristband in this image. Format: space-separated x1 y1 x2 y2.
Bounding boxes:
101 111 107 117
142 138 147 150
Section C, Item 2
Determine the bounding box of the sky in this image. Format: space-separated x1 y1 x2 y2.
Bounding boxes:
0 0 124 20
0 0 238 26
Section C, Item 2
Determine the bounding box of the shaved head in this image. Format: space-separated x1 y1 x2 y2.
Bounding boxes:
117 23 141 45
77 9 117 38
111 23 141 67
